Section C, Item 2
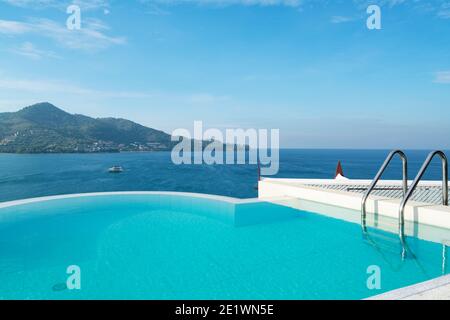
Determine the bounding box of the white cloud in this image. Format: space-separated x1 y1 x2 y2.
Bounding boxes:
187 93 230 104
138 1 172 15
72 0 109 10
3 0 450 20
352 0 406 8
1 0 54 8
140 0 302 7
139 0 450 11
0 76 155 98
0 18 125 51
330 16 355 24
438 10 450 18
355 0 450 20
0 75 230 105
136 0 450 22
0 20 31 34
438 2 450 18
8 42 61 60
0 0 109 10
434 71 450 84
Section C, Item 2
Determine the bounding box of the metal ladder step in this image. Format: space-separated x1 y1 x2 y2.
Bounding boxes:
365 229 399 244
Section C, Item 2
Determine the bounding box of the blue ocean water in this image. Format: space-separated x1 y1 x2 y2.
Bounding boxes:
0 194 446 300
0 149 447 202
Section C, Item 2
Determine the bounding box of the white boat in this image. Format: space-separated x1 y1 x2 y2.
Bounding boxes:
108 166 124 173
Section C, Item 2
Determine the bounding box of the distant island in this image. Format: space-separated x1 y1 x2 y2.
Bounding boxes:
0 103 177 153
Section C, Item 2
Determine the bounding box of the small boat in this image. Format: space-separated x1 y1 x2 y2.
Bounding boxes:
108 166 124 173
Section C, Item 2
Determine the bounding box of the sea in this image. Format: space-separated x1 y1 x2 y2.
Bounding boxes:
0 149 447 202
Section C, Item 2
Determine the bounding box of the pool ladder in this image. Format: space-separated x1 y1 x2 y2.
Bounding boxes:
361 150 408 233
361 150 449 252
398 151 448 243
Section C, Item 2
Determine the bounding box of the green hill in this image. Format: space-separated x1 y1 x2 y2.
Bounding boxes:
0 103 174 153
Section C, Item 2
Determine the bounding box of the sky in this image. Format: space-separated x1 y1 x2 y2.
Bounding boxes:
0 0 449 149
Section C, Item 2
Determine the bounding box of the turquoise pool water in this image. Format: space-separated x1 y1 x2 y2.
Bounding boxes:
0 194 447 300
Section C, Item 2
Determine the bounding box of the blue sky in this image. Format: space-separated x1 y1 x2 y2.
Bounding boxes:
0 0 449 148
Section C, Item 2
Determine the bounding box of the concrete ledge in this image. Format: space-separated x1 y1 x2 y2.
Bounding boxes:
367 274 450 300
259 178 450 230
0 191 261 210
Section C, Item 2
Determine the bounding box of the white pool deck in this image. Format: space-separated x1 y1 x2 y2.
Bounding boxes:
367 274 450 300
258 177 450 300
258 178 450 230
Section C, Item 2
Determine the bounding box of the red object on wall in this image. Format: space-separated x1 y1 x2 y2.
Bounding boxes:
335 161 345 178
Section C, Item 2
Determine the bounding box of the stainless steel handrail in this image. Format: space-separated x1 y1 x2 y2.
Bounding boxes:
361 150 408 232
398 151 448 244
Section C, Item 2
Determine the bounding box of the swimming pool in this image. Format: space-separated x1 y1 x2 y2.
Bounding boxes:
0 192 448 300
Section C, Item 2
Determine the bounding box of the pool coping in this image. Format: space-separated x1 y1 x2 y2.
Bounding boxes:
0 191 262 209
259 178 450 230
367 274 450 300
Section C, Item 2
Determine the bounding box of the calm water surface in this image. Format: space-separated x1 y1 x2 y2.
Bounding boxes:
0 194 447 299
0 149 447 202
